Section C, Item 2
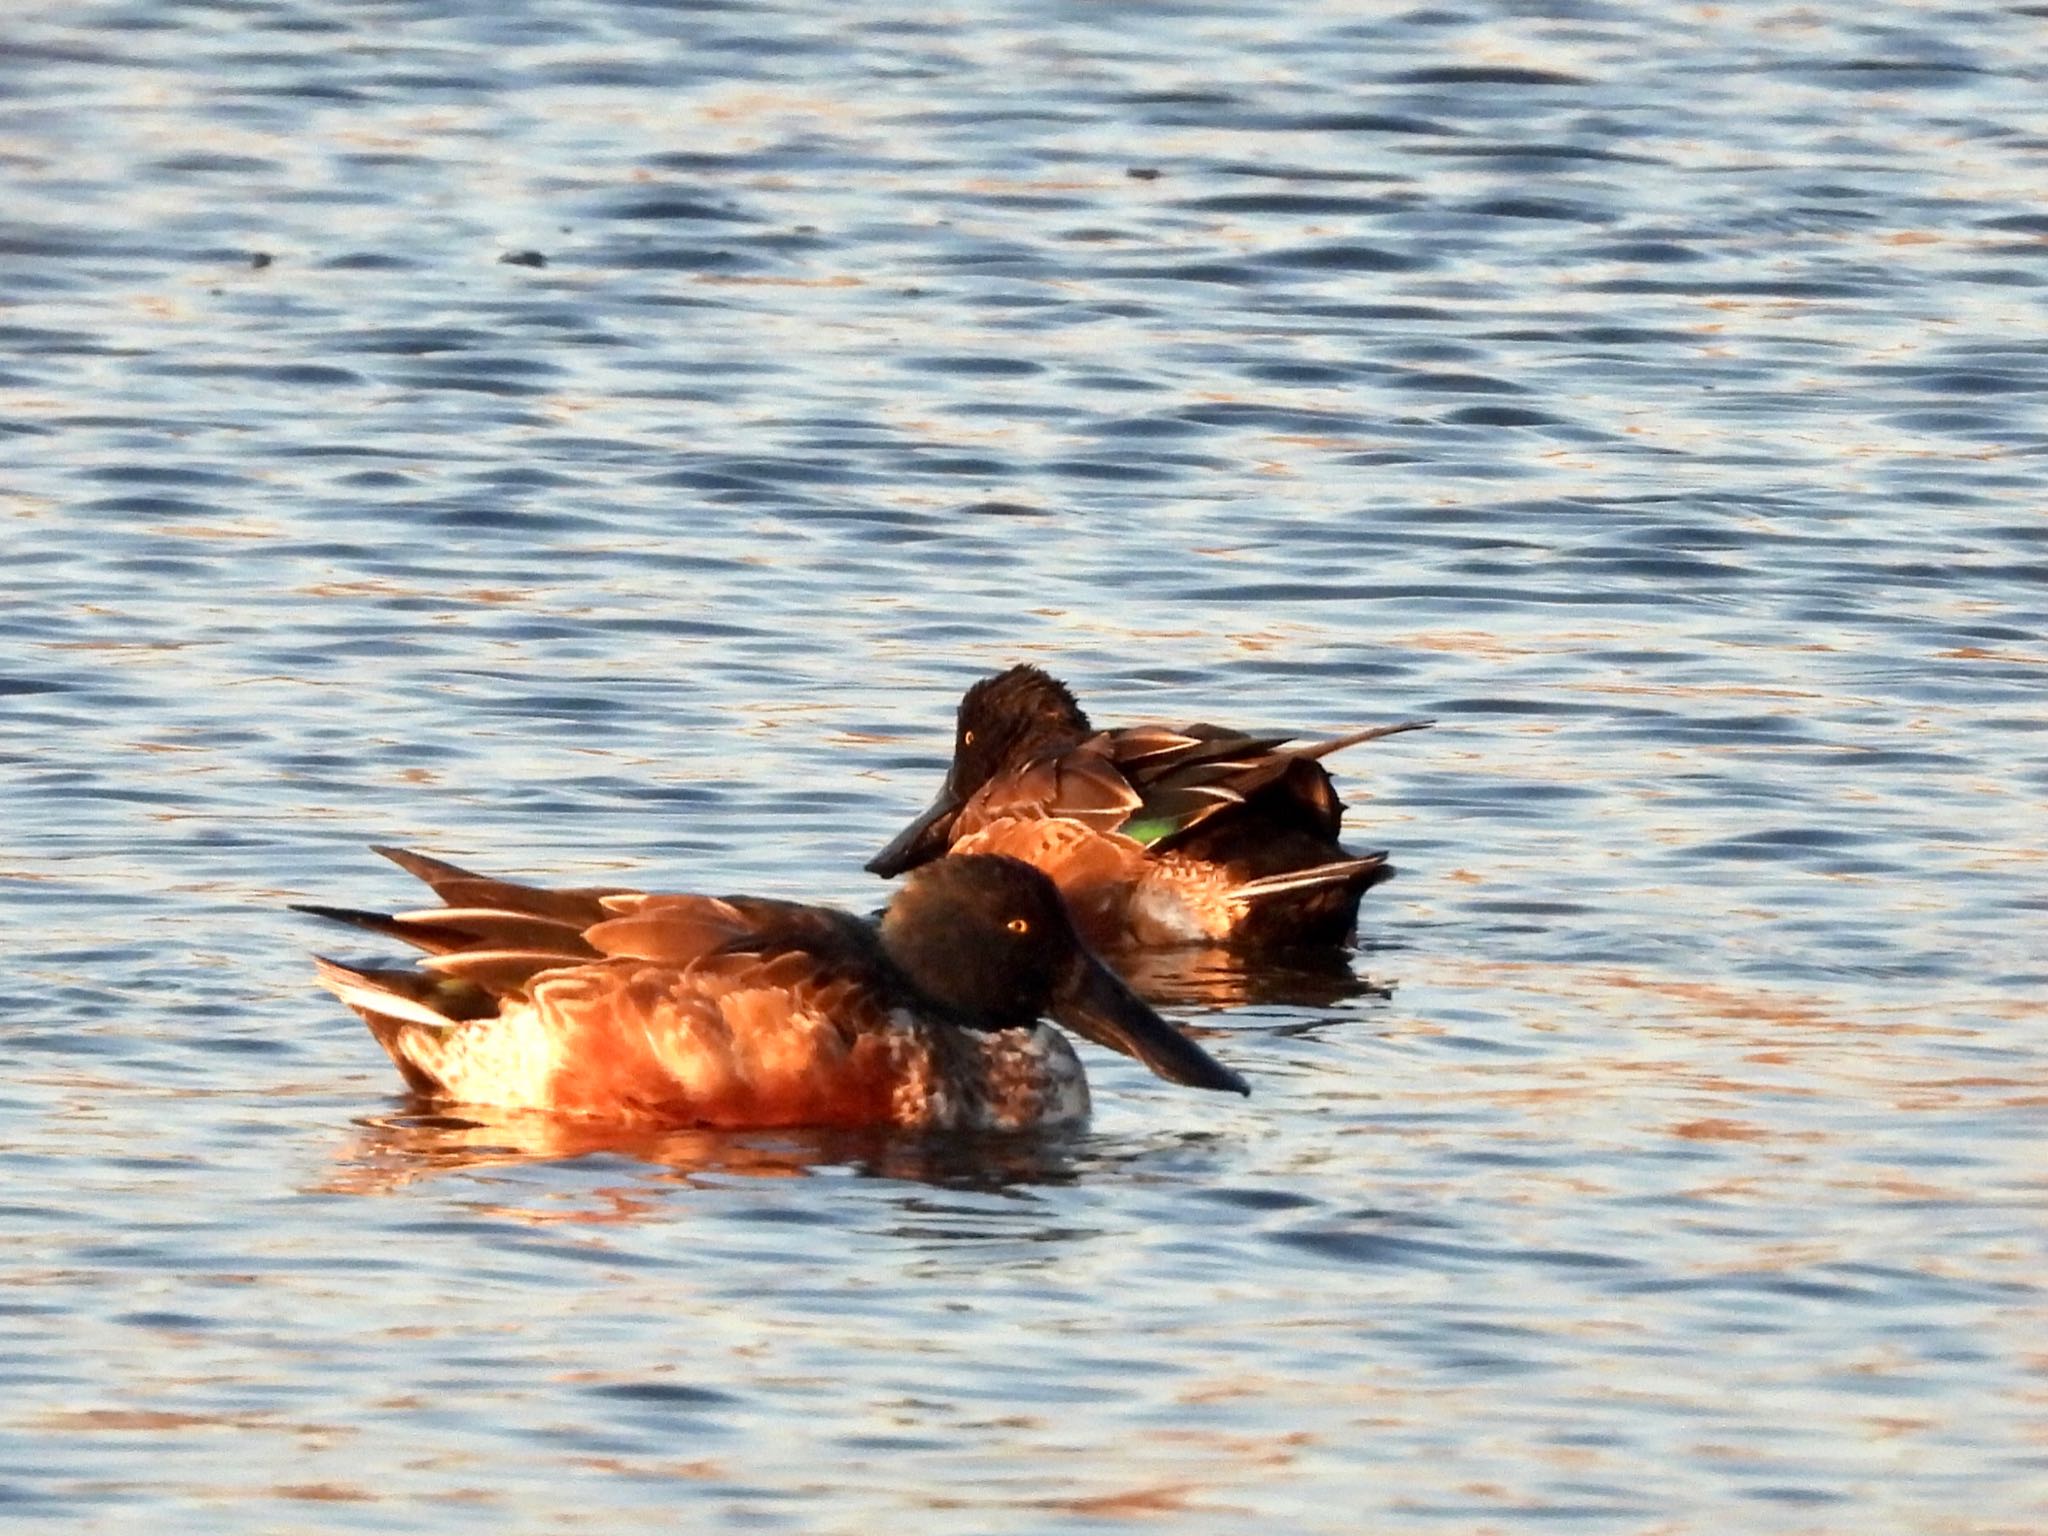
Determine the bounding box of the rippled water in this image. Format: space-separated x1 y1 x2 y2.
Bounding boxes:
4 1 2045 1529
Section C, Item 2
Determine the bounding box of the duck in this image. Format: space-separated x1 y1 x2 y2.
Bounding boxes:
295 846 1246 1131
866 665 1431 949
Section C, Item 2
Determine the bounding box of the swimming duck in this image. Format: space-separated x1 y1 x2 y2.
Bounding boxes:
866 665 1430 948
296 847 1246 1131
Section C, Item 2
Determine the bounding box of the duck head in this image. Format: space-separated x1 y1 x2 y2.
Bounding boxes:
866 665 1092 877
879 854 1248 1096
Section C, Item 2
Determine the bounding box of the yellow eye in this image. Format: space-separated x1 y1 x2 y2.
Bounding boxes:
963 729 976 746
1006 917 1030 935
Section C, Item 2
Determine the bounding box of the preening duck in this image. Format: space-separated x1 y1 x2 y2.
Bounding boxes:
867 665 1430 947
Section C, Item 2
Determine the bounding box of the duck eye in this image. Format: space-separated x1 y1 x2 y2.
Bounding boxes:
1006 917 1029 935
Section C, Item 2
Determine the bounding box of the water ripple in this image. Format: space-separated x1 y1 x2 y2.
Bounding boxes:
2 0 2044 1531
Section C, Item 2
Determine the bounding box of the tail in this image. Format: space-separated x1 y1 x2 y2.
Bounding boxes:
294 905 588 1079
371 845 626 927
297 847 619 1101
289 900 598 959
310 956 469 1094
1227 853 1394 948
1293 719 1435 761
1231 852 1394 904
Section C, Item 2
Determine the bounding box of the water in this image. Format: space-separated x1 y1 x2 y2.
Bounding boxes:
3 1 2044 1528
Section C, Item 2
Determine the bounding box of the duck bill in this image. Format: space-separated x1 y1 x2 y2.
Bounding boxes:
865 786 963 877
1054 950 1249 1096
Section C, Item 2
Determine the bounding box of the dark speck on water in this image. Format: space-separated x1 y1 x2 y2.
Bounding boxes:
2 1 2042 1531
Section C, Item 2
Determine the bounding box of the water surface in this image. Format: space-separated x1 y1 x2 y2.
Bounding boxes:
3 1 2044 1530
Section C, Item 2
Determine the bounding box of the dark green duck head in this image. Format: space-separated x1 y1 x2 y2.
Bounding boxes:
878 853 1248 1096
866 665 1092 877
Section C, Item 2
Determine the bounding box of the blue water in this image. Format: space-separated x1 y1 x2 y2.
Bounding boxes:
3 1 2044 1529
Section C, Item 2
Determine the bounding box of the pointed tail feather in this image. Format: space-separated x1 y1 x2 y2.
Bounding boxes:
1232 854 1394 904
292 901 599 959
291 902 480 955
371 845 627 926
1293 719 1435 761
391 906 597 955
372 844 484 889
310 956 465 1095
421 948 578 994
311 956 463 1030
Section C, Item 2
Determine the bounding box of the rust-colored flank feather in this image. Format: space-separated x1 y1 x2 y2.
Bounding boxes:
297 847 1248 1131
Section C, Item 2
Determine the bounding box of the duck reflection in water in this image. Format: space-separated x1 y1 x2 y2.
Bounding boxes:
321 1105 1236 1212
1109 940 1394 1012
321 1107 1116 1202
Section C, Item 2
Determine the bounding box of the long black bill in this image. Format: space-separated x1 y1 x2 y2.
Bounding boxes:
865 787 963 877
1054 950 1250 1096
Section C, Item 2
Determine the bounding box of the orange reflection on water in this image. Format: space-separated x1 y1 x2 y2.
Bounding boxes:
1110 942 1387 1013
320 1107 1090 1209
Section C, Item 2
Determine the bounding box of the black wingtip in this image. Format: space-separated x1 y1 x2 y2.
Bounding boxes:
291 902 386 926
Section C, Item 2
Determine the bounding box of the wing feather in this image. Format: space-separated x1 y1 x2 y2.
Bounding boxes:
301 851 927 1126
373 845 631 925
584 896 757 966
956 739 1143 836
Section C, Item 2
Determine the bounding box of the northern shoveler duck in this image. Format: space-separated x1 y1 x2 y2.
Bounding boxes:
866 665 1431 949
296 847 1246 1131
